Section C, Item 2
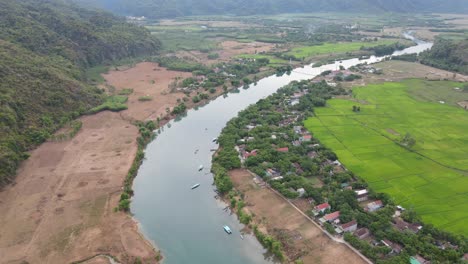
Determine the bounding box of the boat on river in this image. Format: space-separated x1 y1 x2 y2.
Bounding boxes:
223 225 232 234
212 137 218 142
198 165 204 171
191 183 200 189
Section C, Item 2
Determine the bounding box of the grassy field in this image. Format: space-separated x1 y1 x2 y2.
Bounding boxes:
304 79 468 236
286 39 402 59
235 54 289 65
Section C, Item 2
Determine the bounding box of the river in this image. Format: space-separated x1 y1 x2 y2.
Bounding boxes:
131 38 432 264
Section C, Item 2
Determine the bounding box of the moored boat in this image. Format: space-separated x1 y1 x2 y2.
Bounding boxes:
223 225 232 234
191 183 200 189
198 165 204 171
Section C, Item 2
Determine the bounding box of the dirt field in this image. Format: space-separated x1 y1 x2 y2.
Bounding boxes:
229 169 366 264
102 62 192 121
342 60 468 89
175 40 277 65
0 63 196 264
0 112 157 263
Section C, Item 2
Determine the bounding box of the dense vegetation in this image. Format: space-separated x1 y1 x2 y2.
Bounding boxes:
420 38 468 74
73 0 468 18
213 79 467 263
0 0 160 186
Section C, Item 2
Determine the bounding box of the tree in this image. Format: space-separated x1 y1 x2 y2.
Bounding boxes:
400 133 416 148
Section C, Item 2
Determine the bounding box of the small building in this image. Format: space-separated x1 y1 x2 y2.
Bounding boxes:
355 189 369 202
271 134 277 140
354 228 370 239
308 151 318 159
313 203 331 215
293 126 303 134
381 239 403 254
271 176 284 181
323 211 340 223
410 255 430 264
297 188 306 197
300 134 312 142
242 150 258 160
393 218 422 234
292 140 301 147
276 147 289 153
366 200 383 212
340 220 358 232
265 168 280 177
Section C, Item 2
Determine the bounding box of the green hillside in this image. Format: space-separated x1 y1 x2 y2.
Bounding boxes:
421 38 468 75
0 0 160 186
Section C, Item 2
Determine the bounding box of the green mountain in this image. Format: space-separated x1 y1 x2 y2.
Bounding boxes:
72 0 468 18
0 0 160 186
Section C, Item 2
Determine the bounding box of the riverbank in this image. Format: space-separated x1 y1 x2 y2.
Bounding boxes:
229 169 368 264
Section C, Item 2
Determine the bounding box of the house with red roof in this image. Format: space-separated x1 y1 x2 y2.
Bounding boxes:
340 220 358 232
366 200 383 212
276 147 289 153
313 203 331 215
320 211 340 224
300 134 312 142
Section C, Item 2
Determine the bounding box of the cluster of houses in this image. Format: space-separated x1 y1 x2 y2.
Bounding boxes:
309 187 432 262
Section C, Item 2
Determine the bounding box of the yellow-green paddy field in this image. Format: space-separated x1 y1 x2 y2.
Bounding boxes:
305 79 468 236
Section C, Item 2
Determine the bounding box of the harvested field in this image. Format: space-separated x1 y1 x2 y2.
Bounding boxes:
229 169 366 264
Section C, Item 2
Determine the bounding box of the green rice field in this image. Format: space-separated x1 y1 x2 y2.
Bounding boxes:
286 39 402 58
304 79 468 236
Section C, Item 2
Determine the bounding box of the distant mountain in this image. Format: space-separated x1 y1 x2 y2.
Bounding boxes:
0 0 160 186
71 0 468 18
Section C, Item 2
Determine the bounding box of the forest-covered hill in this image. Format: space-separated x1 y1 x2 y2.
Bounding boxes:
72 0 468 18
420 38 468 75
0 0 160 186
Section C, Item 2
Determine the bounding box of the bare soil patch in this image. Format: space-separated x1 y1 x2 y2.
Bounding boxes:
102 62 192 121
458 100 468 110
0 112 158 263
229 169 365 264
218 40 275 61
341 60 468 89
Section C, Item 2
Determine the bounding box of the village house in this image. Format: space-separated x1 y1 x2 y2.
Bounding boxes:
300 134 312 142
297 188 305 197
313 202 331 215
340 220 358 232
410 255 430 264
292 140 301 147
366 200 384 212
293 126 304 134
307 151 318 159
320 211 340 224
292 163 304 174
354 227 370 239
242 149 258 160
355 189 369 202
276 147 289 153
381 239 403 254
265 168 280 177
393 218 422 234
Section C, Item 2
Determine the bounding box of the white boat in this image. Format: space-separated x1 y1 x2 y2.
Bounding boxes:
198 165 204 171
191 183 200 189
212 137 218 142
223 225 232 234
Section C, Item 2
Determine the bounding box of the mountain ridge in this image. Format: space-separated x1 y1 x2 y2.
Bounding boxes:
71 0 468 18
